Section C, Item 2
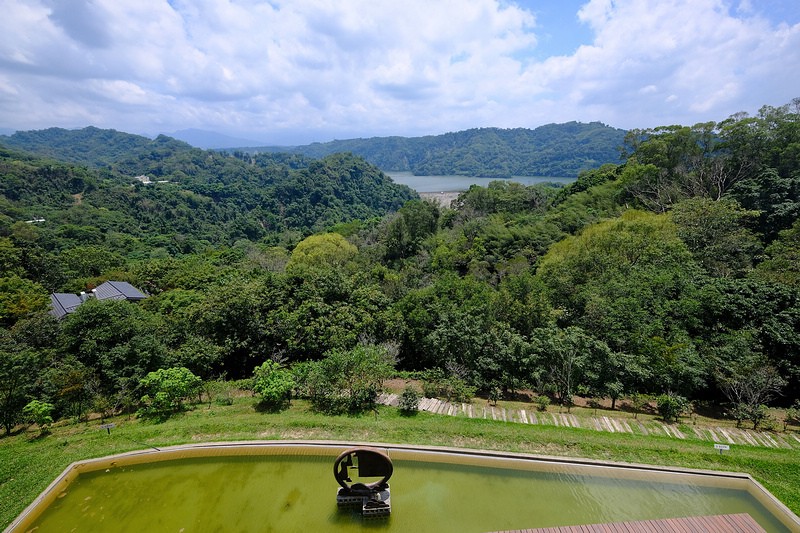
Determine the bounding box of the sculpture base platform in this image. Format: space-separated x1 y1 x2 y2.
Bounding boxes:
336 485 391 517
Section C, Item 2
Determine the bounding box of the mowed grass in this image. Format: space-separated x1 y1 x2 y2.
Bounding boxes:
2 397 799 530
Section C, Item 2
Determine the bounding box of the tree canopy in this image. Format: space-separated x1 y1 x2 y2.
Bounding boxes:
1 99 800 433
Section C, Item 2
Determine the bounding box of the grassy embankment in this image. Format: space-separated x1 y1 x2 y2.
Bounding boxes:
2 395 799 530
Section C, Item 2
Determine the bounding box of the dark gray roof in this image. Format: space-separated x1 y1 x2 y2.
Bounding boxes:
94 281 147 302
49 281 147 319
49 293 83 319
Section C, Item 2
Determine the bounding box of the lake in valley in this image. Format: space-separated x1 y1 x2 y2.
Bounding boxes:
385 171 576 193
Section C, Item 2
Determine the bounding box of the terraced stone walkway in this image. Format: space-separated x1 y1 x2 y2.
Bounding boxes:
376 393 800 450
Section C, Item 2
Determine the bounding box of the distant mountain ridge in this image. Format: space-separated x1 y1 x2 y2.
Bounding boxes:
0 126 189 168
161 129 267 150
0 122 627 179
236 122 627 178
0 136 416 245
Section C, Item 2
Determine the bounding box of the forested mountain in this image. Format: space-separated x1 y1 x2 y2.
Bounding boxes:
237 122 626 177
1 100 799 435
0 141 416 286
2 122 625 178
0 127 169 168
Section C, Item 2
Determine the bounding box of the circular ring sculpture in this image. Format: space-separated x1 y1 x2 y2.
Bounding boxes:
333 446 393 517
333 446 393 490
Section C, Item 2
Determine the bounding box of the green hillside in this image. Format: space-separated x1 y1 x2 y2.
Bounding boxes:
1 122 625 179
1 100 799 468
0 126 171 168
0 141 416 260
238 122 626 177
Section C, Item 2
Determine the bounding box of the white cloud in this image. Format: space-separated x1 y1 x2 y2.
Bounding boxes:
0 0 798 141
525 0 800 128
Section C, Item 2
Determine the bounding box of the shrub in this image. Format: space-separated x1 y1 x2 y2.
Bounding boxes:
747 404 770 430
290 361 313 398
399 384 421 414
656 393 688 423
92 394 115 421
22 400 54 433
562 395 575 413
207 379 237 406
252 361 295 410
631 393 649 419
784 400 800 431
760 413 778 432
420 368 475 403
536 395 550 412
231 378 254 395
587 398 601 415
726 401 774 430
421 368 447 398
421 380 441 398
448 379 476 403
138 367 202 419
488 385 501 406
307 344 394 414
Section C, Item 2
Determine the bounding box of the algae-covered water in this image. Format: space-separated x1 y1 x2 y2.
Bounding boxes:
21 448 792 532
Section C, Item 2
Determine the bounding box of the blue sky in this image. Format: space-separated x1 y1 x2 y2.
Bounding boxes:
0 0 798 144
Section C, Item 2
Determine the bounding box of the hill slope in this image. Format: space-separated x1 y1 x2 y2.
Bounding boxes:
0 141 416 250
240 122 626 177
0 127 177 168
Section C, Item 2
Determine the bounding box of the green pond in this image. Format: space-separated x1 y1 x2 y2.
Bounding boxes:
17 446 794 532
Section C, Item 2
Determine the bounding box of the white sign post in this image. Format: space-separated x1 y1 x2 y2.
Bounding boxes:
714 443 730 455
100 423 116 435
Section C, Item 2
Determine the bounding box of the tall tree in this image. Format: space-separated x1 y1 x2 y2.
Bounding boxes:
0 344 39 435
670 197 761 278
385 199 440 261
529 326 609 409
286 232 358 272
60 299 168 394
753 219 800 286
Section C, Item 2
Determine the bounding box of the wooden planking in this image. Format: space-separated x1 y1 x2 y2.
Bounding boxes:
488 513 767 533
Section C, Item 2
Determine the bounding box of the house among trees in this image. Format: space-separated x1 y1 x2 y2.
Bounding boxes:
48 292 82 319
49 281 147 319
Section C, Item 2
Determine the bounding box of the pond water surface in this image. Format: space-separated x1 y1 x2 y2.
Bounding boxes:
15 445 794 533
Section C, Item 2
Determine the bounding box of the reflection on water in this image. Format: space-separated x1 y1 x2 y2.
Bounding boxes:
26 451 790 533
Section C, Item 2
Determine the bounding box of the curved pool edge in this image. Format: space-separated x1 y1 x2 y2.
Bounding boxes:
6 440 800 533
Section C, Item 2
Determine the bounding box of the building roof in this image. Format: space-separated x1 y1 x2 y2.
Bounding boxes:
49 293 83 319
94 281 147 302
49 281 147 319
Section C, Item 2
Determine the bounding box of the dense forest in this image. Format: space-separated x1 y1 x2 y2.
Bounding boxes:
234 122 626 178
0 132 415 251
1 99 799 433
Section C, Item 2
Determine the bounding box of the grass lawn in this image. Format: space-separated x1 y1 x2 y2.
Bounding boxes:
2 396 799 530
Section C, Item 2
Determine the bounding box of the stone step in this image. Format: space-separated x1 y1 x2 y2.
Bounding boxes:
403 396 793 449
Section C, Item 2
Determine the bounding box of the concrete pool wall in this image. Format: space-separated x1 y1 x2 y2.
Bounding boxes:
6 440 800 532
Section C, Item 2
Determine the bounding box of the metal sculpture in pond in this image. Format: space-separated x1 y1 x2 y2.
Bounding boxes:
334 446 393 517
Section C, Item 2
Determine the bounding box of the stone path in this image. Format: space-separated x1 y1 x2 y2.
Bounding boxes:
376 393 799 450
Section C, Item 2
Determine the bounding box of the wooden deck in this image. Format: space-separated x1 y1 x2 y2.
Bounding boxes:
491 513 767 533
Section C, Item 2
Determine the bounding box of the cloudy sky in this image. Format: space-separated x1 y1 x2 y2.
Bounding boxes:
1 0 798 144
